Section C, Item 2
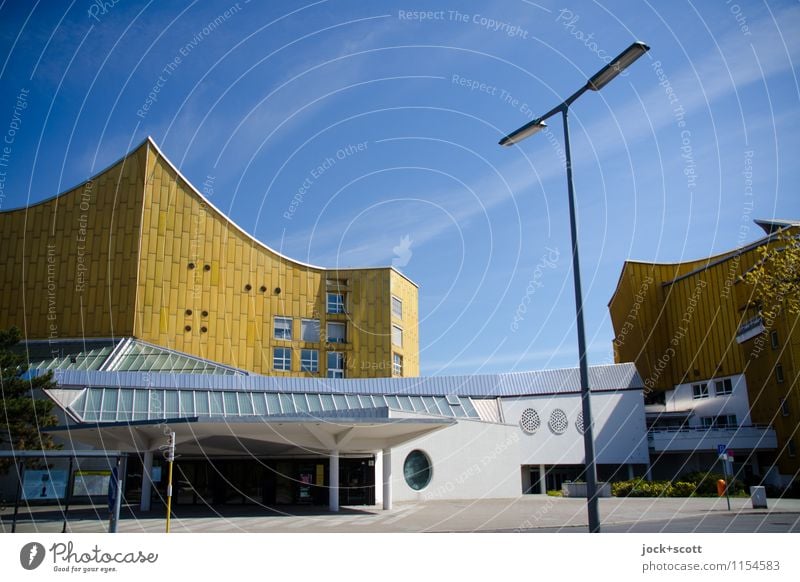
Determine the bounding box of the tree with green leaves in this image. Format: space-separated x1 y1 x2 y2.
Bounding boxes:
741 230 800 320
0 326 60 473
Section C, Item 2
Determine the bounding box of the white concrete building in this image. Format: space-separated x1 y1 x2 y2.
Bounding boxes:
645 373 777 482
27 340 650 510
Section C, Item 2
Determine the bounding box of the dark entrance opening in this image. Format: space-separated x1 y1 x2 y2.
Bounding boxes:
151 456 375 508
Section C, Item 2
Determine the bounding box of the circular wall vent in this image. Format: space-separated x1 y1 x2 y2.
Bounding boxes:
519 408 541 434
576 411 587 434
549 409 568 435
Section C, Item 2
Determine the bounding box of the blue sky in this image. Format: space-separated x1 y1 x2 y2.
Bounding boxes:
1 0 798 375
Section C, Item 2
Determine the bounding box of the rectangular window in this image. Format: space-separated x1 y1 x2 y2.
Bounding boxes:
274 317 292 340
776 363 784 383
771 330 779 349
393 353 403 376
327 322 346 343
700 417 713 428
327 352 345 378
327 292 345 314
301 349 319 373
392 324 403 348
716 414 737 428
692 383 708 399
391 296 403 319
780 398 790 417
714 378 733 396
301 319 320 342
273 347 291 371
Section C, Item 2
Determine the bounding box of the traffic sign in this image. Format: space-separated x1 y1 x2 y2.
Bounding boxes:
717 444 727 455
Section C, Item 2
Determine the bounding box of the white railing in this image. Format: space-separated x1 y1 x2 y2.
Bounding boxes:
647 425 777 453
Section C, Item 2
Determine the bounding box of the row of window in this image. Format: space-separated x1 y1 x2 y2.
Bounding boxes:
273 316 404 347
692 378 733 399
775 363 785 383
273 349 344 376
700 414 738 428
272 348 404 376
693 366 786 401
326 292 405 320
274 317 346 343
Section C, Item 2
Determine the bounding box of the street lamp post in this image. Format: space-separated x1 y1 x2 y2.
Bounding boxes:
499 41 650 533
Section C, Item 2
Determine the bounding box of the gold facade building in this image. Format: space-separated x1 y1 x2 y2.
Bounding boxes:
0 138 419 378
609 220 799 479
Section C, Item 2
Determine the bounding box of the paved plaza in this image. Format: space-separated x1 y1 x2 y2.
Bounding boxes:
3 496 800 533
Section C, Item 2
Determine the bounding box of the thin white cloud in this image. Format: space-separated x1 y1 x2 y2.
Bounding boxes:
422 342 609 374
279 4 800 265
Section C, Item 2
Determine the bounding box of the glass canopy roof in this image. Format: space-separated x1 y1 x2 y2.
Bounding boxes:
66 387 480 423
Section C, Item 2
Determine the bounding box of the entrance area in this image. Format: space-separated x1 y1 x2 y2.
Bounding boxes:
133 456 376 508
522 464 584 494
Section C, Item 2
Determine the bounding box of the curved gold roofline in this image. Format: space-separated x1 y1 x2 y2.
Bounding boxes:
607 222 798 306
1 136 418 288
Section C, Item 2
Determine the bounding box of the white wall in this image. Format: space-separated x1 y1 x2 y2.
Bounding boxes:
666 374 751 427
390 419 521 502
386 389 649 501
499 391 650 465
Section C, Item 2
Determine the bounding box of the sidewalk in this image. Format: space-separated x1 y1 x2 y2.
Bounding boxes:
3 496 799 533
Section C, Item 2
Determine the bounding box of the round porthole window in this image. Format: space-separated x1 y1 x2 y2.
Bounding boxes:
549 409 568 435
403 450 432 491
519 408 541 434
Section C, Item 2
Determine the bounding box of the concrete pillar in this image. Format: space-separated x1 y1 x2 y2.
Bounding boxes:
539 464 547 494
627 463 635 480
140 451 154 511
329 450 339 512
373 452 383 506
382 448 392 510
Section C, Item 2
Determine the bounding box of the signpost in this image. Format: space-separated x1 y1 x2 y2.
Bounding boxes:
717 443 731 511
107 456 126 533
166 432 176 533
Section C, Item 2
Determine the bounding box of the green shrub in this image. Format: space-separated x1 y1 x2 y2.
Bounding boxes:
670 481 697 497
546 490 563 497
611 473 746 498
679 471 746 496
611 479 673 497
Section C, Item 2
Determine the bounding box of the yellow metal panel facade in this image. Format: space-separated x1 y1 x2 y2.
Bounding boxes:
609 228 800 475
0 146 146 339
0 138 420 379
733 249 800 476
390 270 420 377
131 141 418 377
